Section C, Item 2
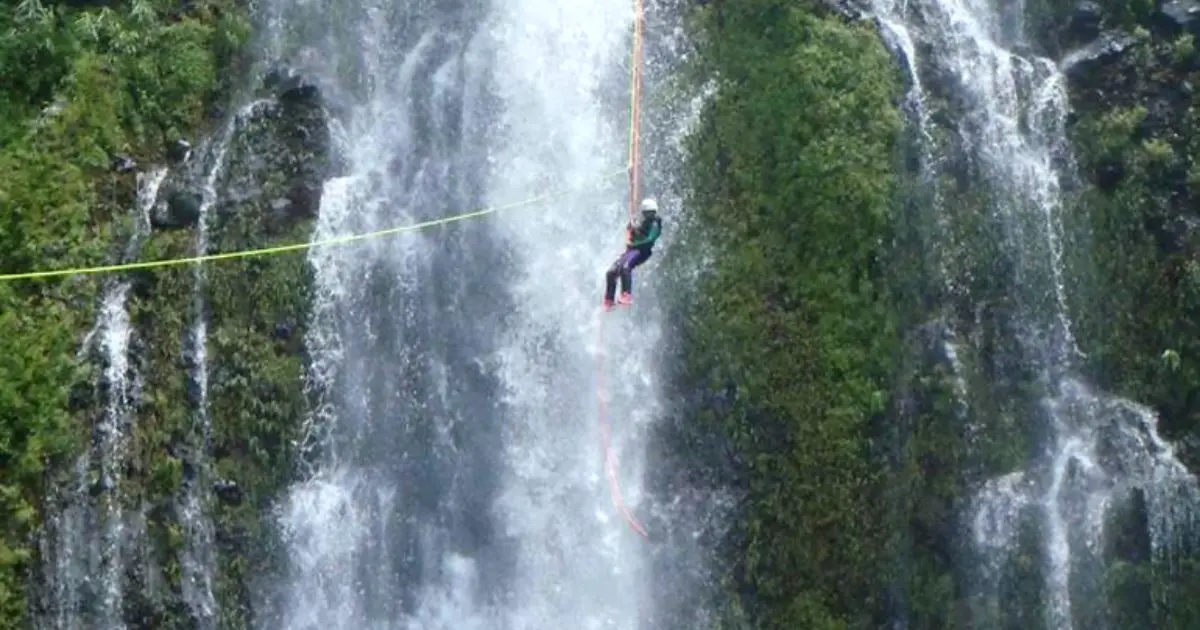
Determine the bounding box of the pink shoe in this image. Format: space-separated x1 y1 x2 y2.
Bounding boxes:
617 292 633 306
603 298 615 310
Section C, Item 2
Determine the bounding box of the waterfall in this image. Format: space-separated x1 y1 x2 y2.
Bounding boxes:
261 0 678 627
868 0 1200 626
178 115 241 630
38 167 167 630
485 0 655 626
269 1 508 628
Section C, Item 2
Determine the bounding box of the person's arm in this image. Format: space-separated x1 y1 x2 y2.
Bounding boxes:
629 220 660 248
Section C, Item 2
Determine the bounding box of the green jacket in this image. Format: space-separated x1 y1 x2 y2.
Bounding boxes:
628 215 662 252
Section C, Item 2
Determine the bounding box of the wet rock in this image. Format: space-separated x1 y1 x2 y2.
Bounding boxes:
166 138 192 164
1155 0 1200 35
150 190 202 230
263 64 320 106
205 65 332 238
111 154 137 173
213 479 243 505
1062 31 1139 85
155 76 324 243
1064 1 1104 47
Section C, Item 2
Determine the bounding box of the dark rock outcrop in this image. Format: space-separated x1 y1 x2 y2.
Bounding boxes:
150 190 202 230
166 138 192 164
1062 30 1140 85
211 66 333 237
148 66 332 238
1154 0 1200 36
1065 1 1105 46
111 154 137 173
212 479 242 505
264 64 321 105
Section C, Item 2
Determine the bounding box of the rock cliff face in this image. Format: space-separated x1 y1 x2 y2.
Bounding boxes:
34 66 333 630
1051 0 1200 474
655 0 1200 628
11 0 1200 628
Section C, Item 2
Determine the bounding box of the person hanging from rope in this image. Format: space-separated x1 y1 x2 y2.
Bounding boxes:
604 197 662 309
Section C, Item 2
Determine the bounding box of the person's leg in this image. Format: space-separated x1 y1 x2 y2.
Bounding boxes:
629 248 652 271
605 254 628 302
619 249 651 295
618 250 651 304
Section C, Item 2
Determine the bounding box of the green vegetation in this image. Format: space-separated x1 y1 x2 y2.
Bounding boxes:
667 0 1200 628
0 0 251 626
665 2 907 627
1063 16 1200 628
3 0 1199 627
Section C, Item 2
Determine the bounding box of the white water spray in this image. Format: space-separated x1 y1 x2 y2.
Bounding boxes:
486 0 659 627
274 4 496 628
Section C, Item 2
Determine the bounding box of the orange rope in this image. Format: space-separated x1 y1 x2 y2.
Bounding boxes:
597 321 650 539
594 0 651 540
627 0 645 224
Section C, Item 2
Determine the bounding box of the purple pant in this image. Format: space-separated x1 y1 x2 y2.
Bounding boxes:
604 248 652 300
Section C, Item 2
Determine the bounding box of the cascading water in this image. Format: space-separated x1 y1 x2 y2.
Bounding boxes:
37 167 167 630
267 1 510 628
178 116 242 629
868 0 1200 627
261 0 672 627
485 0 657 626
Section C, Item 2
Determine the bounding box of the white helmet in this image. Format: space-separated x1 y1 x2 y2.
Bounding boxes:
639 197 659 214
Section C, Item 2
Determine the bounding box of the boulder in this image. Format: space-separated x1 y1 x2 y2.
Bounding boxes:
149 190 202 230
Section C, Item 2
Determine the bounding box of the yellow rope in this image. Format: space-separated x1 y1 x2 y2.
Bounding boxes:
0 167 629 282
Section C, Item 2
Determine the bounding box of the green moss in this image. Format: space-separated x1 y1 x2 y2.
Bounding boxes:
206 213 314 626
668 2 905 626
